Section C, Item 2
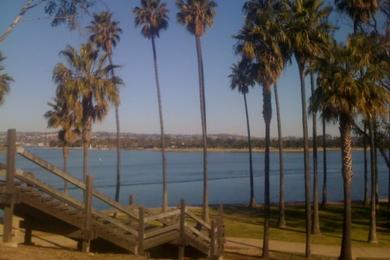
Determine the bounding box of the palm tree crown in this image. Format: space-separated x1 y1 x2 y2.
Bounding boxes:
235 2 288 89
176 0 217 37
87 11 122 56
0 52 13 105
311 33 389 122
229 60 255 95
134 0 169 39
284 0 332 67
45 90 81 146
54 43 121 125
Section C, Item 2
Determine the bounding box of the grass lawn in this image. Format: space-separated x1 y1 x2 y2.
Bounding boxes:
190 202 390 248
225 252 334 260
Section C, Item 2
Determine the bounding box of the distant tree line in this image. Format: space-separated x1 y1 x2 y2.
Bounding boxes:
46 134 376 150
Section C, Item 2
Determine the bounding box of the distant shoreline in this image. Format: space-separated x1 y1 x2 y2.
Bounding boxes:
15 146 366 153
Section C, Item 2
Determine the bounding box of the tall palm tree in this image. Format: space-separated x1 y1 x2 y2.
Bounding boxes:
243 0 290 230
311 34 389 260
283 0 332 255
310 72 321 234
87 11 123 202
176 0 217 222
236 2 288 257
335 0 382 243
0 52 13 105
134 0 169 212
229 60 256 208
54 43 121 183
274 82 286 227
45 93 80 192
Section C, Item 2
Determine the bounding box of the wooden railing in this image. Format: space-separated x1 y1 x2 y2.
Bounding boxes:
16 146 139 221
1 129 224 259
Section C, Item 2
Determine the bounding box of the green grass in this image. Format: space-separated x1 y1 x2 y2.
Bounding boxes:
190 202 390 248
225 251 334 260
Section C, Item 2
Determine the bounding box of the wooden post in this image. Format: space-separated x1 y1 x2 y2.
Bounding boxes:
23 219 32 245
3 129 16 243
81 175 93 253
178 199 185 260
129 194 135 206
138 206 145 256
210 220 215 258
217 204 224 257
77 240 82 251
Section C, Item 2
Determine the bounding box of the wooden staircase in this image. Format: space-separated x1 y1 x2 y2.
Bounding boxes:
0 129 224 259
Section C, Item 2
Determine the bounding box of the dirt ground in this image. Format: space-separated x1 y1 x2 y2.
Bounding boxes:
0 245 145 260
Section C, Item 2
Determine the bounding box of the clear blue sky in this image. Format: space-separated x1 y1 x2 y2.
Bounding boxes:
0 0 352 137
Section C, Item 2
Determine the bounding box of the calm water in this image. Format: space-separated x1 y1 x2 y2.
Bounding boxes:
0 148 388 209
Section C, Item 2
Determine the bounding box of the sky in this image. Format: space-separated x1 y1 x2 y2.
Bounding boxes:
0 0 353 137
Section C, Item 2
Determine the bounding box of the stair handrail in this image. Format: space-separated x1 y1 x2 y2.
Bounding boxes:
16 146 139 222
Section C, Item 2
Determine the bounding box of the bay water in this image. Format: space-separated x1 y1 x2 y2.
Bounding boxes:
0 148 388 209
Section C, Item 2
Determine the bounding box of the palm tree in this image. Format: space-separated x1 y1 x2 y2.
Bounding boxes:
0 52 13 105
54 43 121 183
134 0 169 212
310 72 321 234
283 0 332 255
311 34 389 260
229 60 256 208
87 11 123 202
235 2 288 257
176 0 217 221
274 82 286 227
334 0 382 243
243 0 291 230
45 93 80 192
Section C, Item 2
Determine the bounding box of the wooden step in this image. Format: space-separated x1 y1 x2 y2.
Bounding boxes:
144 230 179 250
186 230 209 255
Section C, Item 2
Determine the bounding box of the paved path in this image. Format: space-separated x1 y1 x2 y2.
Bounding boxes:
225 237 390 259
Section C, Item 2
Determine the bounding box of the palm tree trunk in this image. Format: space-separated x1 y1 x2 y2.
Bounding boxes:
368 117 377 243
82 122 92 183
262 85 272 259
63 144 68 193
151 37 168 212
321 116 327 209
114 106 121 202
310 73 321 235
108 55 122 203
243 92 255 208
339 116 353 260
297 59 311 258
364 123 369 206
374 125 379 210
274 83 285 227
195 36 209 222
388 111 390 222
